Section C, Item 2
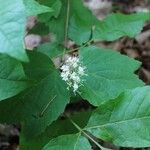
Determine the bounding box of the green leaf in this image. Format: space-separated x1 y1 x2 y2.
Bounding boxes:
0 0 53 61
37 42 64 59
24 0 53 16
94 12 150 41
43 133 92 150
38 0 62 22
46 0 68 43
86 86 150 148
69 3 150 45
44 0 149 45
0 54 29 101
40 0 95 44
68 0 98 45
0 52 70 137
45 0 96 44
0 0 28 61
20 112 91 150
79 46 144 106
29 22 49 35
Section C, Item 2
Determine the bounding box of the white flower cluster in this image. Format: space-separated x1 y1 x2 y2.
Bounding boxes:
61 56 86 93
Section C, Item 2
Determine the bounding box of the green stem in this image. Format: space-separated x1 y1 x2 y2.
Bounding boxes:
69 118 109 150
68 39 94 54
64 0 70 47
62 0 70 60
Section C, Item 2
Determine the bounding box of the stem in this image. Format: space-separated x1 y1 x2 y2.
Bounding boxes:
62 0 70 60
64 0 70 47
69 118 109 150
68 39 94 53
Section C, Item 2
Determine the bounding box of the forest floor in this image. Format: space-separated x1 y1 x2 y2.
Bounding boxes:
0 0 150 150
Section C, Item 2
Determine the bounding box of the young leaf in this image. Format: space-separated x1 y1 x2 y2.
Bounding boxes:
0 52 70 137
94 12 150 41
0 54 29 101
24 0 53 16
79 46 144 106
42 133 92 150
86 86 150 148
0 0 28 61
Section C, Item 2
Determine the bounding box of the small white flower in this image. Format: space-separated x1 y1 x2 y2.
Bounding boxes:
72 62 78 68
61 72 69 81
73 83 78 93
60 56 86 93
61 65 69 72
66 57 72 63
72 57 79 63
70 72 77 80
74 76 80 83
78 66 85 75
